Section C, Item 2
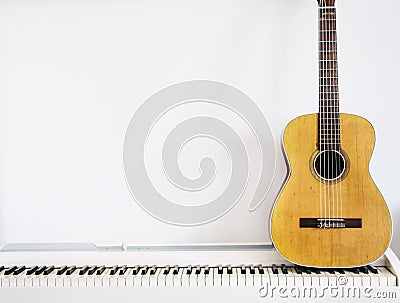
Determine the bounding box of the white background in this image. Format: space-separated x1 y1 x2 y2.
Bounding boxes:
0 0 399 256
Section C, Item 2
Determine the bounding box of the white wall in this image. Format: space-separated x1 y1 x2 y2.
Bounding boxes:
0 0 398 256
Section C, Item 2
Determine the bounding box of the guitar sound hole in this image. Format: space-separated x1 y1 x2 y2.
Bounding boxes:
313 150 346 181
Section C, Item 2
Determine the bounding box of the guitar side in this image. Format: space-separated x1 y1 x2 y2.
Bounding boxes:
270 113 392 267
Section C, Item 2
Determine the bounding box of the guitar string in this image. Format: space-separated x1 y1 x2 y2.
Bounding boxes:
329 3 337 227
336 7 344 226
324 1 330 228
331 8 338 227
318 1 326 228
321 1 327 228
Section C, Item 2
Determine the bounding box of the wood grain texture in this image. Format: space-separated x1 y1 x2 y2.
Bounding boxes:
271 113 392 267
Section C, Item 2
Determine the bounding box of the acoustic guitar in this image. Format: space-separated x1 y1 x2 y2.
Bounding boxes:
270 0 392 267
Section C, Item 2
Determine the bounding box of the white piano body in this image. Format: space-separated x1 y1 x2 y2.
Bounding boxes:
0 244 399 303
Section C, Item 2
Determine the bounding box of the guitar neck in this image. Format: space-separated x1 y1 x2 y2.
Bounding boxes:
318 2 340 151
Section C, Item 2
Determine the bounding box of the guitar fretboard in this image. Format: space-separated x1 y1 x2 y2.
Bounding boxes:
319 6 340 151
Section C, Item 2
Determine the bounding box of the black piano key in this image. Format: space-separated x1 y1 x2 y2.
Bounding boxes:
240 265 246 275
0 266 5 273
195 266 201 275
87 266 98 275
13 266 26 275
141 266 149 275
218 266 223 275
44 266 55 275
272 264 278 275
294 266 303 274
348 268 360 274
35 266 47 275
110 266 119 275
4 266 17 275
163 266 171 275
336 269 345 275
149 267 157 275
204 266 210 275
173 266 179 275
281 264 288 275
366 265 378 274
119 266 128 275
359 266 369 274
249 265 256 275
326 269 336 275
186 265 192 275
96 266 106 275
79 266 90 275
57 266 68 275
66 266 77 275
310 267 321 274
132 266 140 275
303 267 312 275
27 266 39 275
227 265 233 275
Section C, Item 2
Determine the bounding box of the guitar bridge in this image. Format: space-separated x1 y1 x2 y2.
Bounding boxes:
300 218 362 228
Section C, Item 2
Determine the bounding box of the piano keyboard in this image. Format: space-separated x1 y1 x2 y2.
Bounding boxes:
0 245 399 302
0 264 397 288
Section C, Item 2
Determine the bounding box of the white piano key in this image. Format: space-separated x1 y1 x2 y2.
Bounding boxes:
229 267 238 287
289 268 303 287
260 267 271 286
63 267 78 287
318 272 329 287
139 268 151 287
309 271 320 286
326 271 338 286
369 270 380 287
349 271 362 287
301 271 312 287
252 267 262 287
267 267 280 287
379 267 396 286
149 268 161 287
204 267 213 287
174 267 185 287
100 268 112 287
157 267 168 287
213 267 222 287
123 268 134 287
16 271 28 288
44 270 58 288
197 267 206 287
180 267 190 287
221 266 229 286
109 272 119 287
284 268 295 287
342 270 354 286
237 267 246 287
165 268 175 287
78 272 88 288
189 266 199 286
375 268 388 287
133 268 143 287
117 268 131 287
277 268 288 287
359 271 371 287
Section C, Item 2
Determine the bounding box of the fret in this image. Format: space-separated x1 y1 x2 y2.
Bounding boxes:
318 5 340 146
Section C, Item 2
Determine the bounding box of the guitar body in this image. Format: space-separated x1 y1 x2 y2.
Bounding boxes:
271 113 392 267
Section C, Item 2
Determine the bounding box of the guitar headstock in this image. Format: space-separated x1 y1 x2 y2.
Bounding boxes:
317 0 336 7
